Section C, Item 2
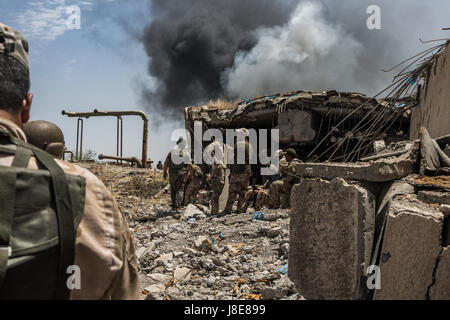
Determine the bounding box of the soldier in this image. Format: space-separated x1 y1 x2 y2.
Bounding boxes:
0 23 140 299
242 185 269 213
163 137 191 212
23 120 65 159
184 161 204 206
209 159 226 215
223 129 252 215
267 148 301 209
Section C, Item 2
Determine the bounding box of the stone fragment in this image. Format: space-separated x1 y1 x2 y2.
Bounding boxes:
147 273 172 285
294 143 418 183
183 204 207 220
174 267 192 283
267 227 282 238
193 236 210 251
155 253 173 265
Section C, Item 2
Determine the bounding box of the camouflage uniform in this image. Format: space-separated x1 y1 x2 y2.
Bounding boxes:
210 162 226 215
224 140 252 214
242 188 269 212
166 148 190 210
267 158 301 209
184 164 204 205
0 24 140 299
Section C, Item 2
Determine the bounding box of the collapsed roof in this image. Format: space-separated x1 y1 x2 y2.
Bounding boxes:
185 90 414 162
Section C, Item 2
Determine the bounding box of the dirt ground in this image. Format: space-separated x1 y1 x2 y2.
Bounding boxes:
89 163 300 300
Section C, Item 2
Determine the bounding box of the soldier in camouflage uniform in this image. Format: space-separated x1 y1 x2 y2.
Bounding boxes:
223 131 252 215
163 138 191 212
210 160 226 215
184 162 204 206
242 185 269 212
267 148 301 209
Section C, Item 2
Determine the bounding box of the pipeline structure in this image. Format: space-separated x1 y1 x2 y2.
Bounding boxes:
62 109 149 168
63 150 75 162
98 154 153 168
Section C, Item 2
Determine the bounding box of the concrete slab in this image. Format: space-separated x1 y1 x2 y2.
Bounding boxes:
429 247 450 300
295 143 418 183
418 190 450 205
373 196 444 300
289 178 375 300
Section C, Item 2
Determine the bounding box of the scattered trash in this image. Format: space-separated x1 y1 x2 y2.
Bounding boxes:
188 218 196 223
219 232 225 240
252 211 265 221
278 264 288 275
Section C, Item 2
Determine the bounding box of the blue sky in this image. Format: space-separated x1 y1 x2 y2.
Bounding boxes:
1 0 182 163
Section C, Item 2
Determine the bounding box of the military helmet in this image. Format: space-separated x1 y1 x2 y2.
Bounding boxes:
285 148 297 158
23 120 65 158
0 23 29 70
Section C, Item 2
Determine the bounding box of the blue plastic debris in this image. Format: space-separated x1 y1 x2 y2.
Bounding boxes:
252 211 265 221
219 233 225 240
278 264 288 275
210 237 216 244
188 218 196 223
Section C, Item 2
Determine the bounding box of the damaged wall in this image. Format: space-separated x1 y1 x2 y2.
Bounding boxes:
410 41 450 139
185 91 412 162
289 137 450 300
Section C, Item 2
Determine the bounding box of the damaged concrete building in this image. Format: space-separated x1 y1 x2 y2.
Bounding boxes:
185 41 450 300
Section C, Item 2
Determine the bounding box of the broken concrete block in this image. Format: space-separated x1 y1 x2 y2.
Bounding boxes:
174 267 192 283
145 284 166 294
267 227 283 238
418 190 450 205
147 273 172 285
373 196 444 300
429 247 450 300
182 204 207 220
155 253 174 265
193 236 210 251
136 247 148 259
289 178 375 300
295 142 418 183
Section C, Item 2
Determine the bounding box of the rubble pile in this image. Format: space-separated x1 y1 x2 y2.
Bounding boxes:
289 128 450 300
185 90 412 163
89 164 300 301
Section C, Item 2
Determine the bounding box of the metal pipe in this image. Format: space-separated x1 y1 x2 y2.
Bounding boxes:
63 150 74 162
98 154 143 168
76 118 84 161
76 119 80 160
62 109 149 168
80 119 84 161
120 117 123 162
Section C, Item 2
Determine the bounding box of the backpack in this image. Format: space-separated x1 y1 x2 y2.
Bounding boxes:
0 129 86 300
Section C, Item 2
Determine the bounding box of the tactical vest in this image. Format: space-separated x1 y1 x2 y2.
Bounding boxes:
0 129 86 300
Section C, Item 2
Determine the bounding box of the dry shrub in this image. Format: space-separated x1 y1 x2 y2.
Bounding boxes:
208 98 240 110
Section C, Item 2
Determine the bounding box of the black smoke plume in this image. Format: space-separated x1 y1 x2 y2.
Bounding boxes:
141 0 298 118
140 0 447 120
